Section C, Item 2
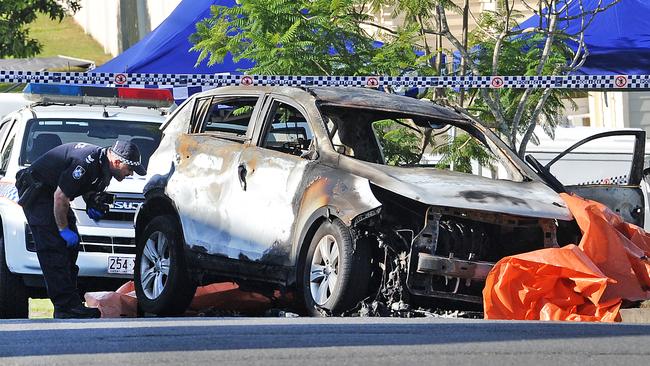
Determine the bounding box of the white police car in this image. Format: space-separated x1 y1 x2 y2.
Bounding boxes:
0 83 172 318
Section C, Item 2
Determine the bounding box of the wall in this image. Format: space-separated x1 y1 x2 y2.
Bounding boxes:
588 92 629 128
72 0 182 57
73 0 120 56
146 0 183 29
626 92 650 132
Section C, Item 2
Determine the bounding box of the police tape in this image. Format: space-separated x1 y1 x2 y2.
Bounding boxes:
1 70 650 89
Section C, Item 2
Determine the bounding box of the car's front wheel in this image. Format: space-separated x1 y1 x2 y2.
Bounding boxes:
134 215 196 316
302 219 371 316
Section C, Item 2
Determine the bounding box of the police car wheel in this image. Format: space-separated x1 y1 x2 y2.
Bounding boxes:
0 238 28 319
300 219 371 317
135 215 196 316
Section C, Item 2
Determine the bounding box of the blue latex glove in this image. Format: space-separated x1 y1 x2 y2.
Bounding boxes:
87 207 104 221
59 227 80 248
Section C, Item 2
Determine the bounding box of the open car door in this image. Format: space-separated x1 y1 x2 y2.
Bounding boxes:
526 130 646 227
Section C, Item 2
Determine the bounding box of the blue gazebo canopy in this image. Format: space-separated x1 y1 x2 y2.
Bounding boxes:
518 0 650 75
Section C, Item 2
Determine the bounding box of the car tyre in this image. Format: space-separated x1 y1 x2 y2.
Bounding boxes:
302 219 371 316
0 237 28 319
135 215 196 316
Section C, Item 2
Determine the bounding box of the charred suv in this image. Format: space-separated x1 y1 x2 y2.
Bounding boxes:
135 86 646 316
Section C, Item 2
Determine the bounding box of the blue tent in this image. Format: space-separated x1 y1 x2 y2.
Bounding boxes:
518 0 650 75
92 0 253 74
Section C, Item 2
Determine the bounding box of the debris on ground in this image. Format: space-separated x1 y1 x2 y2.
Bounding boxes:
264 308 300 318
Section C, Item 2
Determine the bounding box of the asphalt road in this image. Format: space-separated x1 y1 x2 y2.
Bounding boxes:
1 317 649 366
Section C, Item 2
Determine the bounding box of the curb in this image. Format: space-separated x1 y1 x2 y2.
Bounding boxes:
619 308 650 323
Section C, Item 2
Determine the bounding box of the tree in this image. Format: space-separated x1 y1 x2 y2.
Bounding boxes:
191 0 620 162
0 0 81 58
191 0 430 76
437 0 621 157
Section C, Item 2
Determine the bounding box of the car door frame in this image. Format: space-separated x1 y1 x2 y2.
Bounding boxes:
536 130 646 226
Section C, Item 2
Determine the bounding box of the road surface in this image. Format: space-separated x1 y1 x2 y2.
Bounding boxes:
1 317 649 365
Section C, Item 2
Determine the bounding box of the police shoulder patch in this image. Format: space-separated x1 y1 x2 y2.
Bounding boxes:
72 165 86 180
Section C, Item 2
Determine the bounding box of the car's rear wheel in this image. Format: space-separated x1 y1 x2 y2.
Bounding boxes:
135 215 196 316
0 237 28 319
302 219 371 316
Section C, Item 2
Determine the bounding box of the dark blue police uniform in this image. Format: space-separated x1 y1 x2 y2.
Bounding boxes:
22 143 112 313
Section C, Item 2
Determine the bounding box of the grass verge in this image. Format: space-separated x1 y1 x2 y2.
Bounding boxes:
30 13 112 67
29 298 54 319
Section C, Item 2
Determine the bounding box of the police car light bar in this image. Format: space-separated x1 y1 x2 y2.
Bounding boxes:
23 83 174 108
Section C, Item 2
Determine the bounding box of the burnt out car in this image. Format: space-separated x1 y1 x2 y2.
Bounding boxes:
134 86 646 316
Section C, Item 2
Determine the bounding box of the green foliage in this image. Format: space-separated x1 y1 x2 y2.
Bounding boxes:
190 0 601 166
435 133 495 174
191 0 426 76
373 119 422 165
233 105 254 116
371 24 436 76
468 12 574 140
0 0 81 58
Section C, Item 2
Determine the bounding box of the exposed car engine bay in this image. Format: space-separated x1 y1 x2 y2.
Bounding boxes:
344 184 581 317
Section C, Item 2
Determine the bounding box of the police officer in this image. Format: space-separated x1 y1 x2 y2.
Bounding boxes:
17 140 145 319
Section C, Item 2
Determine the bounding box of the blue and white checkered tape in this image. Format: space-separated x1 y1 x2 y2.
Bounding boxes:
2 71 649 88
3 71 649 103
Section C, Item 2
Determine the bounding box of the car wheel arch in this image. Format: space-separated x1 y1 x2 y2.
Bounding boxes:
135 193 183 244
298 215 373 315
134 214 196 316
293 206 358 286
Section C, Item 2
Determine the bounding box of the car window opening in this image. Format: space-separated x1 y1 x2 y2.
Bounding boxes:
261 102 314 157
192 97 259 140
321 106 517 181
20 119 162 168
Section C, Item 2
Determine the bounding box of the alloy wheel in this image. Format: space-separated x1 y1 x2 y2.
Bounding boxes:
309 234 340 305
140 231 171 299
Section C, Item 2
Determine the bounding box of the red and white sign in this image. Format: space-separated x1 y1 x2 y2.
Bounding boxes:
240 76 254 86
366 77 379 87
614 75 628 88
114 73 127 85
491 76 504 88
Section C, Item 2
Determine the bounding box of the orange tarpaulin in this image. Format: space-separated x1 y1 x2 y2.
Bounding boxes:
85 281 279 318
484 193 650 322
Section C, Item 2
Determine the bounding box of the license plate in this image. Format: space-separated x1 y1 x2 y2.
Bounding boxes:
107 256 135 275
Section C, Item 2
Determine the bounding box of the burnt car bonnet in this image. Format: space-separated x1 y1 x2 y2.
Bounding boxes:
339 158 572 221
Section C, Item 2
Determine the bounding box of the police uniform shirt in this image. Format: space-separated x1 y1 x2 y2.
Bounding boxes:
30 142 112 199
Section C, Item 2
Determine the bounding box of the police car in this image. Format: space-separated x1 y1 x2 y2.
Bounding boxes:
0 83 172 318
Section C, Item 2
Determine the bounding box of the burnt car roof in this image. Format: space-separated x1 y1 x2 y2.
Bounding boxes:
199 85 467 123
306 87 467 122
